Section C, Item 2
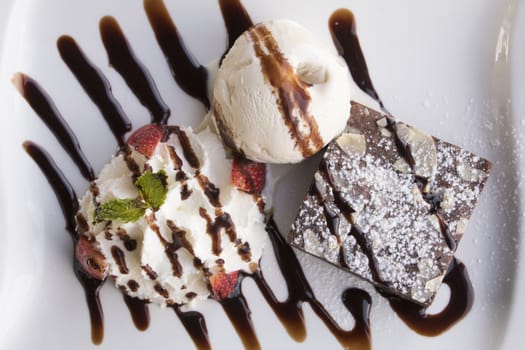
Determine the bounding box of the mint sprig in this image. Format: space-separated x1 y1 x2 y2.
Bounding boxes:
135 170 168 210
95 199 146 223
94 170 168 224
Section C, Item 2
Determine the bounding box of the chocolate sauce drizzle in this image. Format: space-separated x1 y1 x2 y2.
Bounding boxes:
100 16 170 125
199 208 237 255
123 295 150 331
147 215 184 278
196 173 222 207
22 142 80 235
253 218 372 349
317 160 383 283
173 306 212 350
329 9 383 107
23 142 106 344
75 263 106 345
416 177 457 251
221 293 261 350
219 0 253 59
379 258 473 336
111 245 130 274
329 10 457 253
57 36 131 147
19 0 475 348
328 6 473 333
15 74 94 180
117 228 138 251
166 126 201 168
144 0 209 108
167 220 195 255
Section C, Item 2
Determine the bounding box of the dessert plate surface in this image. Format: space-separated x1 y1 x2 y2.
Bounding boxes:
0 0 523 349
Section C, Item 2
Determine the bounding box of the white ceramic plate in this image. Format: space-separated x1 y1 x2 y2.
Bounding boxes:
0 0 523 349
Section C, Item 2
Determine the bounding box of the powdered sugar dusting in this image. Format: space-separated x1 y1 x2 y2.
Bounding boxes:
289 103 491 305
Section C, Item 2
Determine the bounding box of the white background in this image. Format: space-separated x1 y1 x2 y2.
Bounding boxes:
0 0 524 349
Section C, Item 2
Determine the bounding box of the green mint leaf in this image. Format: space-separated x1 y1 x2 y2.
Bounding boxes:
135 170 168 210
94 199 146 223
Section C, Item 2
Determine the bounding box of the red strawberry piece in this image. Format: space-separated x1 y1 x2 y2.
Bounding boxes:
76 236 107 280
231 156 266 194
209 270 240 300
127 124 165 157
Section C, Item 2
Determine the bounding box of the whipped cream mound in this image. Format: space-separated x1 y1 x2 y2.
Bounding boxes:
77 126 266 306
213 19 353 164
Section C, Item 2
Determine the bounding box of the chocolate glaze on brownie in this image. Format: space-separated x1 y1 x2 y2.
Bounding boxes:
289 102 491 305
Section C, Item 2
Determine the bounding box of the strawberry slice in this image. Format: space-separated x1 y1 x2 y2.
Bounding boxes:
127 124 165 157
209 270 240 300
231 156 266 194
75 236 107 280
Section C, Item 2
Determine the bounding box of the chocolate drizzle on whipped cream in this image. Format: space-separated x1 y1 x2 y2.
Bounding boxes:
142 264 158 280
199 208 237 255
147 214 185 278
165 126 201 168
117 227 138 251
167 220 195 255
19 0 477 348
196 173 222 207
111 245 130 274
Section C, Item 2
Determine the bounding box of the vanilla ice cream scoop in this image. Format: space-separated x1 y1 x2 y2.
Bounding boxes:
212 19 353 163
76 126 266 306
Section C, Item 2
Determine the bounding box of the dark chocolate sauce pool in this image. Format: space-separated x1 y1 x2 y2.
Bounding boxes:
19 0 475 349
